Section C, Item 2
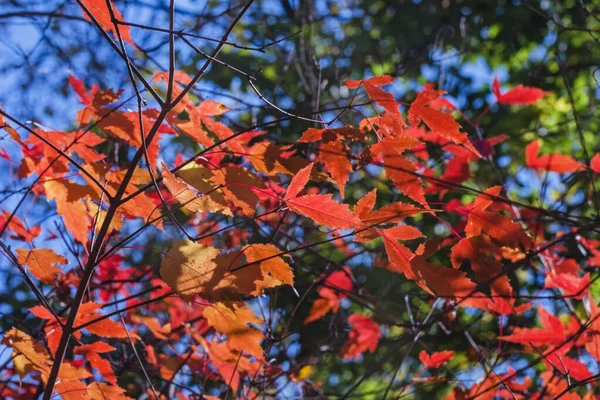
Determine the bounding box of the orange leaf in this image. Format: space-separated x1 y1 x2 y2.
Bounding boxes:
203 302 264 358
87 382 133 400
79 0 135 47
364 82 401 116
44 179 96 246
318 140 353 199
16 248 67 284
160 240 237 301
161 162 229 214
242 244 294 295
371 137 425 204
74 343 117 384
285 162 313 200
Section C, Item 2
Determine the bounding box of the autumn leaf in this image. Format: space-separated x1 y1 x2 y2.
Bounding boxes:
16 248 67 284
419 350 455 368
340 314 381 360
79 0 135 47
379 225 424 278
525 139 583 173
492 76 548 105
0 211 41 242
499 306 566 346
318 140 353 198
161 162 229 214
284 162 314 201
286 194 361 230
160 240 236 301
408 90 480 156
44 179 96 246
305 267 354 324
370 137 425 204
451 236 512 296
344 75 395 89
87 382 133 400
203 302 264 358
242 243 294 295
298 126 365 143
74 342 117 385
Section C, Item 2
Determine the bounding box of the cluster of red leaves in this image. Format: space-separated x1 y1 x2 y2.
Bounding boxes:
2 27 600 397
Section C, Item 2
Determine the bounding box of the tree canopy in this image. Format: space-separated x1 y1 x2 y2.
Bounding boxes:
1 0 600 399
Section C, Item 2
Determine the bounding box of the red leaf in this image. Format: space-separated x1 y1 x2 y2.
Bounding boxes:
499 306 565 346
525 139 583 173
492 76 548 105
286 194 360 230
364 82 401 116
408 90 480 156
591 153 600 173
341 314 381 360
344 75 395 89
419 350 454 368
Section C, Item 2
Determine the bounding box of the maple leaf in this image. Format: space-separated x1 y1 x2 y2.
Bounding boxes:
492 76 548 105
354 189 377 219
0 211 41 242
174 163 233 216
344 75 395 89
284 164 360 230
74 342 117 385
249 142 311 177
2 328 91 383
408 90 480 156
55 379 90 400
419 350 455 368
340 314 381 360
160 240 237 301
499 306 566 346
484 292 532 315
212 167 265 216
525 139 583 173
465 186 532 250
287 194 361 230
16 248 67 283
203 302 264 358
161 162 229 214
298 126 365 143
241 243 294 296
363 82 401 116
87 382 133 400
79 0 135 47
305 267 354 324
379 225 424 278
544 272 590 299
44 179 97 246
318 139 353 199
130 315 171 340
451 236 512 296
359 200 428 226
370 137 425 204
